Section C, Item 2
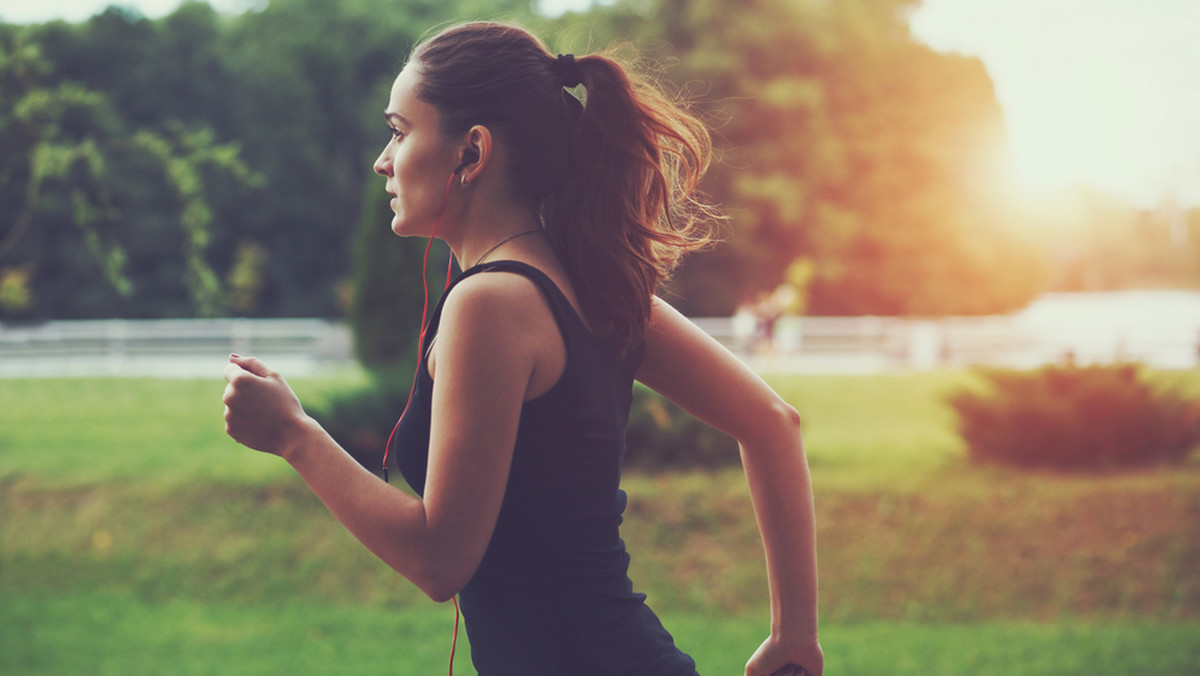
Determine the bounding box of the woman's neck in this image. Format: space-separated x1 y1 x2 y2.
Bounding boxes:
452 201 544 270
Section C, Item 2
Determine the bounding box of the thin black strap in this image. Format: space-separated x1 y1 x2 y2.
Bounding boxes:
419 260 581 361
471 259 562 297
469 260 581 325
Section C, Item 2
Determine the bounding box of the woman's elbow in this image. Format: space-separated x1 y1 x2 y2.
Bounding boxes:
776 399 802 436
414 569 468 603
409 555 476 603
422 581 462 604
740 397 803 450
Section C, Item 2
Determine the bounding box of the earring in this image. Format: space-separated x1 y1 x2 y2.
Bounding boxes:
461 174 470 188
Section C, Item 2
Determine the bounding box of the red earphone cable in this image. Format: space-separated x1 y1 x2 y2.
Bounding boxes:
375 171 462 675
449 595 460 675
381 171 458 482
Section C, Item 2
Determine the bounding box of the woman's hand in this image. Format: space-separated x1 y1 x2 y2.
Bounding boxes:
745 631 823 676
222 354 311 457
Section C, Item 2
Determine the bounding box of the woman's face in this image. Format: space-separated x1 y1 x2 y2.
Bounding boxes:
373 63 461 237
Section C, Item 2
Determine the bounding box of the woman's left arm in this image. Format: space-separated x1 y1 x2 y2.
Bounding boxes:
636 297 822 676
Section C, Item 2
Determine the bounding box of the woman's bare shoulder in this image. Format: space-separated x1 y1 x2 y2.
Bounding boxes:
433 267 565 398
441 268 550 327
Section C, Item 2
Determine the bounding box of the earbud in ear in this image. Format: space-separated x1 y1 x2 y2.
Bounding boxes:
453 150 480 175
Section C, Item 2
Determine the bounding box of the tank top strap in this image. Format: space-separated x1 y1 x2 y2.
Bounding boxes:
468 259 590 336
419 259 601 368
467 259 563 301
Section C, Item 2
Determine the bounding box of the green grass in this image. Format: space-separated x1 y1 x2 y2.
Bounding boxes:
0 587 467 675
0 370 371 487
4 588 1197 675
765 371 975 492
3 370 1200 674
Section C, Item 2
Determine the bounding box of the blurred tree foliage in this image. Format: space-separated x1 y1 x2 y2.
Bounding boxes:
1022 186 1200 293
3 0 1191 335
0 0 532 327
554 0 1049 316
0 11 259 317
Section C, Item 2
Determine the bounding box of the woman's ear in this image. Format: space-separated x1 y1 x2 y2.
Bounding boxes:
457 125 493 184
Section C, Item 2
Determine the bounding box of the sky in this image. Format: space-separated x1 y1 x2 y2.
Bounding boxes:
910 0 1200 208
6 0 1198 208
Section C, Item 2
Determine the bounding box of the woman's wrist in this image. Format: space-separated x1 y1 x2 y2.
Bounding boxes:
277 414 324 464
772 620 819 640
771 601 818 638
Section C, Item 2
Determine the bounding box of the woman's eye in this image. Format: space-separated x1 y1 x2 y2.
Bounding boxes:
389 127 404 141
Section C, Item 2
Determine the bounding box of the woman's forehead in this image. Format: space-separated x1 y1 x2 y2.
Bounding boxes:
386 65 428 124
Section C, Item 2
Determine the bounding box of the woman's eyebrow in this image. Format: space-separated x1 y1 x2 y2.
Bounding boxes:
386 112 411 127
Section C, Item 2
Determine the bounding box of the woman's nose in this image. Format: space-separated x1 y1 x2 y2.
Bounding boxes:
373 150 391 177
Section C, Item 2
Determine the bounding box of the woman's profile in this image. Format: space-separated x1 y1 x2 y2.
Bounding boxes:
222 20 822 676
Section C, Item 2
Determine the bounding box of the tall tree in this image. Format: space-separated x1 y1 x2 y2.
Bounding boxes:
556 0 1046 316
0 22 257 318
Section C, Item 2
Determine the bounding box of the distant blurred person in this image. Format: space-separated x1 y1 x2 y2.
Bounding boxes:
222 21 820 676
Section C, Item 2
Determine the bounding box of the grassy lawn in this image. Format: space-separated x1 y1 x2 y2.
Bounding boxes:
4 588 1198 675
3 370 1199 674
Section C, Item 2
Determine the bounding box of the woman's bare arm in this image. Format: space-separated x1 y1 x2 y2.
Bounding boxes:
636 296 822 676
222 273 552 602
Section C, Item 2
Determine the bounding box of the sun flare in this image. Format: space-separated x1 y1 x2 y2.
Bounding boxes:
912 0 1200 207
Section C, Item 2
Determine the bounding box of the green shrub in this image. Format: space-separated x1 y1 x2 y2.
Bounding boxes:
948 363 1200 470
624 385 739 472
308 364 416 475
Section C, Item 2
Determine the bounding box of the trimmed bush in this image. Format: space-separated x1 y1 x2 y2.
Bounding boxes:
309 365 416 475
624 385 739 472
948 363 1200 471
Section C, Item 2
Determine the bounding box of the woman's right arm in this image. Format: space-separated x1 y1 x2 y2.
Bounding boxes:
636 297 823 676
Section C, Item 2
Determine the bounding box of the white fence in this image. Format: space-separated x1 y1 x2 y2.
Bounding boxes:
702 313 1199 374
2 291 1198 377
711 289 1200 373
0 318 352 378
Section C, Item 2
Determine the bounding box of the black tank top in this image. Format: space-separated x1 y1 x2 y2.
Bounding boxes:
389 260 697 675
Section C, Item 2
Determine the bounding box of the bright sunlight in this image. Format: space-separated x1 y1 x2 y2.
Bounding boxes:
912 0 1200 207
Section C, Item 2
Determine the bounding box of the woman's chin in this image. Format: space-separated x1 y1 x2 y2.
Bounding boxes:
390 215 413 237
391 216 436 238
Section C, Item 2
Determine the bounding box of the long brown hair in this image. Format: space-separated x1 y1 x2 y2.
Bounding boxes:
410 22 718 352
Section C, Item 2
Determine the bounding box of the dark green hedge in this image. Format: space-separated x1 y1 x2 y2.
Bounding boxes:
624 385 739 471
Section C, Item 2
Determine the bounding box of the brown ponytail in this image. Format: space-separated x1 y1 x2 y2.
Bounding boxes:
411 22 719 353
